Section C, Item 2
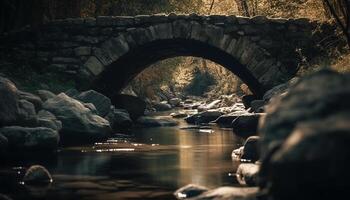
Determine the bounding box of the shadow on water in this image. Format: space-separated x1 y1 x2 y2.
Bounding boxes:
0 118 244 200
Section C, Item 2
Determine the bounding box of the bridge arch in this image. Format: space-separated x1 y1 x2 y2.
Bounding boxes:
84 21 284 98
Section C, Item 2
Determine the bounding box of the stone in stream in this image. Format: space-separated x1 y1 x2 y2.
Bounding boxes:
136 116 178 127
23 165 53 184
236 163 260 186
250 100 265 113
36 90 56 102
197 99 221 111
37 110 62 131
0 126 59 151
105 108 133 131
0 76 19 127
112 94 146 121
174 184 209 199
232 114 263 138
185 110 223 124
211 111 248 127
169 98 181 107
242 95 257 108
18 90 43 112
76 90 112 117
43 93 111 144
17 99 37 126
170 112 188 118
241 136 260 163
154 101 172 111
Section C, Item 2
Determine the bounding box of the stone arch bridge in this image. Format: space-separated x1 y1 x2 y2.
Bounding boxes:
0 14 331 98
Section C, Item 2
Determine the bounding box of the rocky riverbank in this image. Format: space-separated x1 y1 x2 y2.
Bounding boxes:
174 69 350 200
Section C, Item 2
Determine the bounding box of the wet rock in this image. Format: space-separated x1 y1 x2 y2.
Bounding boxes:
241 136 260 162
259 70 350 160
76 90 112 117
0 76 19 127
43 93 111 144
106 108 133 131
231 146 244 160
17 99 37 125
23 165 53 184
37 110 62 131
154 101 172 111
0 126 59 151
170 112 188 118
265 113 350 200
112 94 146 120
174 184 208 199
262 77 299 102
137 116 178 127
18 91 43 112
82 103 99 115
242 95 257 108
197 100 221 111
169 98 181 107
185 110 223 124
211 111 248 127
250 100 265 113
236 163 260 186
188 186 259 200
232 114 263 138
64 88 79 97
36 90 56 102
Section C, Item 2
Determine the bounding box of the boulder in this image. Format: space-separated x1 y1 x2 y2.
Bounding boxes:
185 110 223 124
259 70 350 160
236 163 260 186
36 90 56 102
197 100 221 111
0 76 19 127
174 184 209 199
242 95 257 108
211 112 248 127
187 187 259 200
250 100 265 113
106 108 133 131
64 88 79 97
0 126 59 151
170 112 188 118
154 101 172 111
169 98 181 107
265 113 350 200
112 94 146 120
18 91 43 111
232 114 263 138
76 90 112 117
37 110 62 131
82 103 99 115
23 165 53 184
241 136 260 162
43 93 111 144
262 77 299 102
137 116 178 127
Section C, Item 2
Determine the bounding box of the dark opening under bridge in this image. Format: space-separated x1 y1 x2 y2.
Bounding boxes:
0 14 332 98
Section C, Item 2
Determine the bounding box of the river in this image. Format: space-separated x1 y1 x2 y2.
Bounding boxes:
1 112 244 200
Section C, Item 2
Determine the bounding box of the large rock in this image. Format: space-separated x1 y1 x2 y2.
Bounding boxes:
112 94 146 120
43 93 111 144
0 126 59 151
250 100 265 113
236 163 260 186
262 77 299 102
259 70 350 160
154 101 172 111
76 90 112 117
265 114 350 200
169 98 181 107
185 110 223 124
23 165 53 184
197 100 221 111
211 111 248 127
241 136 260 162
242 95 257 108
18 91 43 112
174 184 209 200
17 99 37 126
137 116 178 127
105 108 133 131
0 76 19 127
232 114 263 138
37 110 62 131
36 90 56 102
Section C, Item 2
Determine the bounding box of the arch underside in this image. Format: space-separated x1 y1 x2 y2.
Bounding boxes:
92 38 269 99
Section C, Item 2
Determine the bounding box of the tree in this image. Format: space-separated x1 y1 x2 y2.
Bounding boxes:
322 0 350 48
